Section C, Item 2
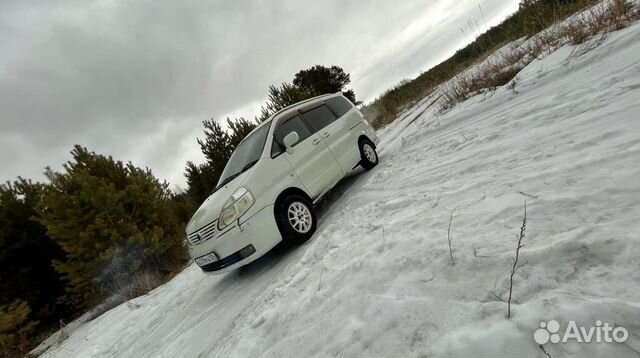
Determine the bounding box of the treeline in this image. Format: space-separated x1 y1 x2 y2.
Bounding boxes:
0 65 354 356
362 0 605 128
0 149 191 356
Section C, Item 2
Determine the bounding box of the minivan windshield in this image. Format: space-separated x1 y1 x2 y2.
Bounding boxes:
216 123 271 190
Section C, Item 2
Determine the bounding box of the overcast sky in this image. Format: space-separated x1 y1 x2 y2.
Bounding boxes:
0 0 519 189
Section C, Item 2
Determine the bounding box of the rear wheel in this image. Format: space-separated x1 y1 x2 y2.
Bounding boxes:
359 139 378 170
275 194 316 245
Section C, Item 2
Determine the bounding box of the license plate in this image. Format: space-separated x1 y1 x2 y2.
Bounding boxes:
195 252 219 266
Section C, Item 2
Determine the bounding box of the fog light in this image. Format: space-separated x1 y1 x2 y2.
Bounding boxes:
238 245 256 258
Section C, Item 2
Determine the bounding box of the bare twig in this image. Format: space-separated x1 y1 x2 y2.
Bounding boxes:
408 94 443 126
539 344 552 358
317 266 326 293
58 320 69 343
507 78 518 93
446 208 457 265
459 129 469 142
421 274 436 283
516 260 529 271
518 191 539 199
473 247 491 258
489 291 505 302
507 200 527 318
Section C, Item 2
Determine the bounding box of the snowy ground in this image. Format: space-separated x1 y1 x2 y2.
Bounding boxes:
38 21 640 358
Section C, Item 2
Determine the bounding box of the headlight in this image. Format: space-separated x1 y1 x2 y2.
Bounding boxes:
218 187 255 230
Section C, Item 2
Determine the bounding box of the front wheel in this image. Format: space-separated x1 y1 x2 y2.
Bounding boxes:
275 194 317 245
359 139 378 170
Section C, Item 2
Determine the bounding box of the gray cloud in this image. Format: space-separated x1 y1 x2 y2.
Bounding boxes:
0 0 518 187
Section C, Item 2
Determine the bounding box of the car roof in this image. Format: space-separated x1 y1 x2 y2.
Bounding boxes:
268 93 339 121
242 92 342 138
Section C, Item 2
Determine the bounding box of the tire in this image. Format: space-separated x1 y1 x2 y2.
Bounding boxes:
275 194 317 245
359 138 379 170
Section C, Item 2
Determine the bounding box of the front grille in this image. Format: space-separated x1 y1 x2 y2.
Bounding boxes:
188 220 217 245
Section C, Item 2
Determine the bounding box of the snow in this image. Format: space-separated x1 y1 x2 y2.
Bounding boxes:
37 20 640 358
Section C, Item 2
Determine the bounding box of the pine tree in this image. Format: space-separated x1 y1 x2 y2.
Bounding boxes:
0 179 67 312
0 299 37 355
292 65 356 103
259 83 314 121
36 145 185 308
184 161 218 206
185 118 258 204
0 179 66 355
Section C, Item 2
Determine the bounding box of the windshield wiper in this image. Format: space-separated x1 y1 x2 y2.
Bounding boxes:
214 160 260 192
215 172 241 191
241 159 259 173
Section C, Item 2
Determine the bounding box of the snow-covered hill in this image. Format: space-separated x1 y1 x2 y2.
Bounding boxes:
38 22 640 358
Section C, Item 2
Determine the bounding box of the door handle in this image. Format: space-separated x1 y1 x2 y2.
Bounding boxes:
312 138 322 145
321 132 330 138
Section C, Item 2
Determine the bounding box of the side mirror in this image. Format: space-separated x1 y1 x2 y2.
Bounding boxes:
283 132 299 154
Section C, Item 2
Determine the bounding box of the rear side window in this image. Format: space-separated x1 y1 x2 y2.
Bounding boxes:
326 96 353 117
271 115 312 156
300 104 338 132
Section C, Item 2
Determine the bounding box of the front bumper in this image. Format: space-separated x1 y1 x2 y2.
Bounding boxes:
189 204 282 274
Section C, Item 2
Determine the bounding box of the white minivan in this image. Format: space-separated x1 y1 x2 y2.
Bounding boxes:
186 93 379 273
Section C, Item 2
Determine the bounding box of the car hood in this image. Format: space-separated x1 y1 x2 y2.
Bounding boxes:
186 169 252 234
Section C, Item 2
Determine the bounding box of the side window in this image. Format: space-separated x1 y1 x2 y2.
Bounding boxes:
300 104 338 132
325 97 353 117
271 115 312 156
